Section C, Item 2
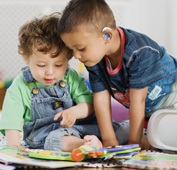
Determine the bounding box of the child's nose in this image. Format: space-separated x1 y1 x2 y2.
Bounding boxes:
46 67 54 75
73 52 81 59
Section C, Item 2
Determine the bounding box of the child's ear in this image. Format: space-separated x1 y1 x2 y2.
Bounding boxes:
102 27 112 42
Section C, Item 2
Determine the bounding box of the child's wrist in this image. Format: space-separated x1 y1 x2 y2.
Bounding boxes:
102 139 119 147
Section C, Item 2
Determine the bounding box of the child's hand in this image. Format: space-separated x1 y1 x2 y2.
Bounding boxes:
54 109 76 128
84 135 103 148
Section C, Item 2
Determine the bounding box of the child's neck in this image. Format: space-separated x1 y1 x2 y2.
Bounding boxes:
107 30 121 70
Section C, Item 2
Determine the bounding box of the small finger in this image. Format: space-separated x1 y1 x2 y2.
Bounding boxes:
54 112 62 120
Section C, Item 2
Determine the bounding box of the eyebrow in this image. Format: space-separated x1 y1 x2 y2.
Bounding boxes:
72 44 84 47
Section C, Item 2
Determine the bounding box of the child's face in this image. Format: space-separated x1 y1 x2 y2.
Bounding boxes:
24 48 69 86
61 27 107 67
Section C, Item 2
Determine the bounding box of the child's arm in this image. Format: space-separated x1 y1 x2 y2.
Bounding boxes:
5 129 21 146
128 87 148 146
94 90 119 147
54 102 93 128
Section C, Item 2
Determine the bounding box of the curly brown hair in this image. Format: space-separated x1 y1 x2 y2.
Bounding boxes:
18 12 72 59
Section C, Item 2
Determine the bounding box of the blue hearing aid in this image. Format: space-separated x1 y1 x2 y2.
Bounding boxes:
102 27 112 40
104 33 110 40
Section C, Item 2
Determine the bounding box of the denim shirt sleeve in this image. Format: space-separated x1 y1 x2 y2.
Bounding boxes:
127 46 164 88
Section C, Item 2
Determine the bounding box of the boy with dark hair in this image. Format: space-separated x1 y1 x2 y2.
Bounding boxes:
59 0 177 149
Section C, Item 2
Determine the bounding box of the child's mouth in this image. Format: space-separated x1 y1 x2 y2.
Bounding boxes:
44 79 53 84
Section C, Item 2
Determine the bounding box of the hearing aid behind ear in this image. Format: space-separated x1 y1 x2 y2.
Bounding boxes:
102 27 112 40
102 27 112 32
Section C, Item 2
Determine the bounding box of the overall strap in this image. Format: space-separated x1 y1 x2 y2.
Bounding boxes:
63 65 70 82
21 66 35 84
65 65 69 76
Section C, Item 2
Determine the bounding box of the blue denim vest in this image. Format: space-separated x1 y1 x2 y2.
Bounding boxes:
22 66 75 148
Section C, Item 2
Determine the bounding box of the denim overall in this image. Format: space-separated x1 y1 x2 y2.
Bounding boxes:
22 66 102 151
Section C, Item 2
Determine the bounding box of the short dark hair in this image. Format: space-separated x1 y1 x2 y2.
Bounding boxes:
18 12 72 59
58 0 116 34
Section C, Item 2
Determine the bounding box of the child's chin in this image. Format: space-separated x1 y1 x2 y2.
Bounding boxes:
43 81 55 86
85 62 96 67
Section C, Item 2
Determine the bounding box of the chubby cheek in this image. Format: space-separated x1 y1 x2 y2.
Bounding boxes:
54 69 66 81
90 49 104 61
35 74 43 82
30 68 43 81
91 43 103 54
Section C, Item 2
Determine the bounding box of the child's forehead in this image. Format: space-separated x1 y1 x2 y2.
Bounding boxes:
68 24 101 35
31 46 67 57
62 29 100 45
32 49 68 60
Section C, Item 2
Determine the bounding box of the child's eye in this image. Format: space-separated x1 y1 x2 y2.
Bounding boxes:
78 48 85 52
37 64 45 67
55 65 62 67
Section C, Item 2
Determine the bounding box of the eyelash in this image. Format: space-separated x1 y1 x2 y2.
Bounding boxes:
55 65 62 67
37 65 45 67
78 48 85 52
37 65 62 67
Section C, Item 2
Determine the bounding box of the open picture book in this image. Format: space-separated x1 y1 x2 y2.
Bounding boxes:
0 145 134 169
123 150 177 170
